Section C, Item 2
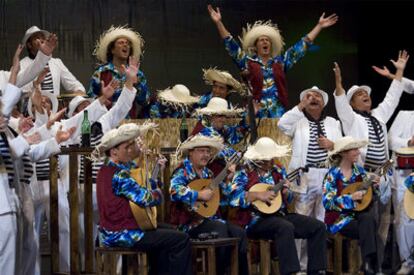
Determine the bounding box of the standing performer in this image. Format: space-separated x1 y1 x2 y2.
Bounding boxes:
323 136 383 274
229 137 327 275
88 26 151 118
95 123 192 275
278 86 342 271
207 4 338 118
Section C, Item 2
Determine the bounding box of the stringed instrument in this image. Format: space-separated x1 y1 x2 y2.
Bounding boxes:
249 166 308 214
129 155 165 231
342 160 393 211
404 188 414 219
188 152 242 218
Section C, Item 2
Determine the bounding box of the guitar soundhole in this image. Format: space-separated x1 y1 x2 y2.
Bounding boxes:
202 202 208 208
265 202 271 207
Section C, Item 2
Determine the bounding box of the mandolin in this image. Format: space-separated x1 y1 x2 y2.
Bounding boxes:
129 155 165 231
188 152 242 218
342 160 393 211
404 187 414 219
249 166 308 214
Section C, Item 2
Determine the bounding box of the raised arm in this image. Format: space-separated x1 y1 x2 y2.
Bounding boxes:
207 5 230 39
306 12 339 42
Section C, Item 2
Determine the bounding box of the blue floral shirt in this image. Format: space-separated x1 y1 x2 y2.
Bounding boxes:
322 164 367 234
229 165 293 230
170 158 227 232
224 36 312 118
405 173 414 192
87 62 151 118
149 101 192 118
99 159 163 247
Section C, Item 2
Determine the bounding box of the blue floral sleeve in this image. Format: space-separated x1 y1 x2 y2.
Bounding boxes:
279 36 313 71
405 174 414 192
87 70 102 98
169 168 199 208
135 70 150 105
224 36 248 71
322 168 355 211
229 169 251 208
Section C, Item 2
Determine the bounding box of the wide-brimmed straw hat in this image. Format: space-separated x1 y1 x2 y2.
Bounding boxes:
91 122 157 160
28 91 59 117
300 86 329 106
329 136 369 157
244 137 290 161
93 25 144 63
203 68 242 93
157 84 199 106
194 97 244 117
346 85 371 102
67 95 93 118
240 20 285 57
177 134 224 158
22 26 50 45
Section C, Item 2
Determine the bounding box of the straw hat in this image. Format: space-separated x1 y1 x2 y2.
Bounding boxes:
22 26 50 45
240 20 285 57
157 84 199 106
346 85 371 102
203 68 242 93
67 96 93 118
93 25 144 63
91 122 157 160
329 136 369 157
300 86 329 106
28 91 58 117
194 97 244 117
244 137 290 161
177 134 224 158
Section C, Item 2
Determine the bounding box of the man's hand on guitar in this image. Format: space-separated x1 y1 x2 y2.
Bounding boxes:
368 173 381 188
198 189 214 202
282 180 291 195
256 191 276 204
351 191 365 201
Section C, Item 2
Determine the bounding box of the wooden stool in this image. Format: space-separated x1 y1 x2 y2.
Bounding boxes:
248 239 279 275
327 233 361 275
95 246 148 275
191 237 239 275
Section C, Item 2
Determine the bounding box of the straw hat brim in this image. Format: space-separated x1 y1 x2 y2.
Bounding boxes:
93 26 144 63
240 21 284 57
203 68 242 92
329 139 369 157
244 143 290 161
178 135 224 157
28 91 58 117
157 89 200 105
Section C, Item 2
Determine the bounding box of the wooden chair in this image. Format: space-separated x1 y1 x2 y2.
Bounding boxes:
95 246 148 275
248 239 280 275
327 233 361 275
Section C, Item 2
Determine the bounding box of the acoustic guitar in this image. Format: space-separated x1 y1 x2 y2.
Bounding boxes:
404 187 414 219
249 166 308 214
129 156 165 231
188 152 242 218
342 160 393 211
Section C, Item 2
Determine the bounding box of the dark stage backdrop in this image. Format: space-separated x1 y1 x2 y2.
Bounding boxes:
0 0 413 122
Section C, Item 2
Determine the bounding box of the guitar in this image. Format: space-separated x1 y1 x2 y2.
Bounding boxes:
404 188 414 219
248 166 308 214
188 152 242 218
342 160 393 211
129 155 165 231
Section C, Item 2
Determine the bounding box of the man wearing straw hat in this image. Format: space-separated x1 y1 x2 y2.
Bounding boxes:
208 5 338 118
170 133 249 275
278 86 342 271
150 84 199 118
95 123 192 275
229 137 327 275
198 67 243 108
88 26 151 118
323 136 383 274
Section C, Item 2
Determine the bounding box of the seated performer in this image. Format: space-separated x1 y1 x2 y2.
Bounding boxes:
229 137 327 275
323 136 383 274
170 134 249 275
95 123 192 275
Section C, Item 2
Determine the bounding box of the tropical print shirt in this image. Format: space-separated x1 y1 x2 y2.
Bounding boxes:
405 173 414 192
99 159 162 247
149 101 192 118
87 62 151 118
224 35 312 118
169 157 228 232
322 164 367 234
229 165 293 230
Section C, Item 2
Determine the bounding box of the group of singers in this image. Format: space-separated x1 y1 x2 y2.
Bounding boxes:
0 4 414 275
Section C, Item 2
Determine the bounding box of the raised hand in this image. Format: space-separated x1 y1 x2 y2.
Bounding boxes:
55 126 76 144
0 116 8 132
24 132 41 145
372 65 394 80
33 68 50 87
47 107 67 129
298 92 313 111
121 56 140 87
9 44 24 84
333 62 345 96
38 33 58 56
18 116 34 134
318 12 339 28
99 79 119 106
391 50 409 71
207 5 222 23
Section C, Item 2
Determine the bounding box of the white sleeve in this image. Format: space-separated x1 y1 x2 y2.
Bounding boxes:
401 77 414 94
15 51 50 88
372 79 403 124
99 86 137 133
8 135 30 159
8 116 20 133
1 84 22 117
388 112 410 150
277 106 305 137
334 91 357 134
56 59 85 92
26 138 61 162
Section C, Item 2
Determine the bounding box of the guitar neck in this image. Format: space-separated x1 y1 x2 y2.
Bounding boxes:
361 160 392 189
209 165 229 190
